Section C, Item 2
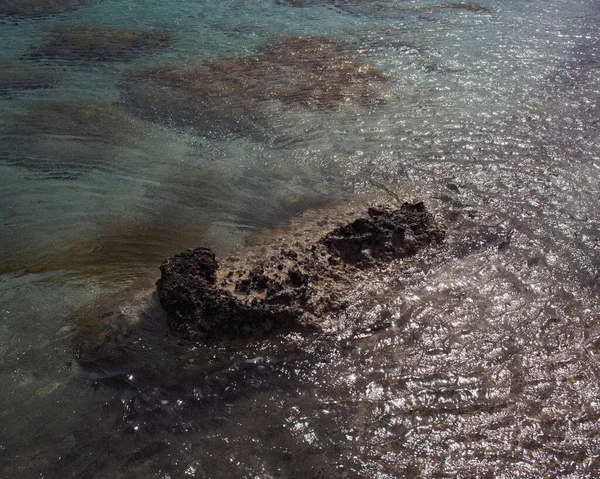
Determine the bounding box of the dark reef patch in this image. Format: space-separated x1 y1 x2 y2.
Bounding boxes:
279 0 492 17
123 36 386 138
279 0 349 6
0 64 54 94
31 26 173 62
429 3 492 13
157 202 445 340
2 100 143 175
0 0 98 17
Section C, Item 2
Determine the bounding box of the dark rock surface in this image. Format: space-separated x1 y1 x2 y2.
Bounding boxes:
123 36 386 138
31 26 173 62
157 202 445 340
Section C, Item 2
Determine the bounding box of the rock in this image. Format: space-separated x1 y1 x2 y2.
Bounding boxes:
279 0 349 6
279 0 492 16
19 100 140 139
123 36 386 138
31 26 173 62
69 284 164 371
0 0 97 17
429 3 492 13
157 202 445 340
278 0 411 18
2 100 143 175
0 64 54 94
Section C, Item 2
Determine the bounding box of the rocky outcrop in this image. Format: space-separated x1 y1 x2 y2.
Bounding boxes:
157 202 445 340
31 26 173 62
123 36 386 138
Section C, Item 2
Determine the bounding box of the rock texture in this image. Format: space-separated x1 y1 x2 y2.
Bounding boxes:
157 202 445 340
0 64 54 94
0 0 97 17
32 26 172 62
123 36 386 138
2 101 143 175
431 3 492 13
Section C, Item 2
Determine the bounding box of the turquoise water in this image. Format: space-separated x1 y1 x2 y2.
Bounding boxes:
1 0 600 477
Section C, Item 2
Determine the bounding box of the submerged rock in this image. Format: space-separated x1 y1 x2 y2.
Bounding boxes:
71 286 159 370
157 202 445 340
0 0 97 17
280 0 349 5
123 36 386 138
0 64 54 93
429 3 492 13
17 100 140 139
31 26 173 62
3 100 143 174
280 0 492 16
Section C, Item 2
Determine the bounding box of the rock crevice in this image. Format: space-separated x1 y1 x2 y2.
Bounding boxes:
157 202 445 340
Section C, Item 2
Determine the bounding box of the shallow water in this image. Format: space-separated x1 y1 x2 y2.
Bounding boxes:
1 0 599 477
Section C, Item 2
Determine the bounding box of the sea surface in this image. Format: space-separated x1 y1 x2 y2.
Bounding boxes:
1 0 599 477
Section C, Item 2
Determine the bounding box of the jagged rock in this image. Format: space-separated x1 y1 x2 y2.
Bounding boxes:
123 36 386 138
31 26 173 62
157 202 445 340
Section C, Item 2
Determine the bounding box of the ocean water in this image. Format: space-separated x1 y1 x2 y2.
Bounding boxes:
0 0 599 477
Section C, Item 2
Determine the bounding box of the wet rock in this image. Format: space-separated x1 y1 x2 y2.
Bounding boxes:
0 64 54 94
123 36 386 138
323 202 439 265
0 0 97 17
31 26 173 62
157 202 445 340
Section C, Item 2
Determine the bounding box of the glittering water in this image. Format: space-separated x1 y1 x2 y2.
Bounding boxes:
1 0 599 477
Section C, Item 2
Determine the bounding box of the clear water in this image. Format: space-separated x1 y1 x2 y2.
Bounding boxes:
1 0 599 477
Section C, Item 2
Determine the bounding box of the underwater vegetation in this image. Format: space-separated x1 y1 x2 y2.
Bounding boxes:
0 0 98 17
280 0 492 16
0 63 54 94
31 26 173 62
1 101 144 175
123 36 387 139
